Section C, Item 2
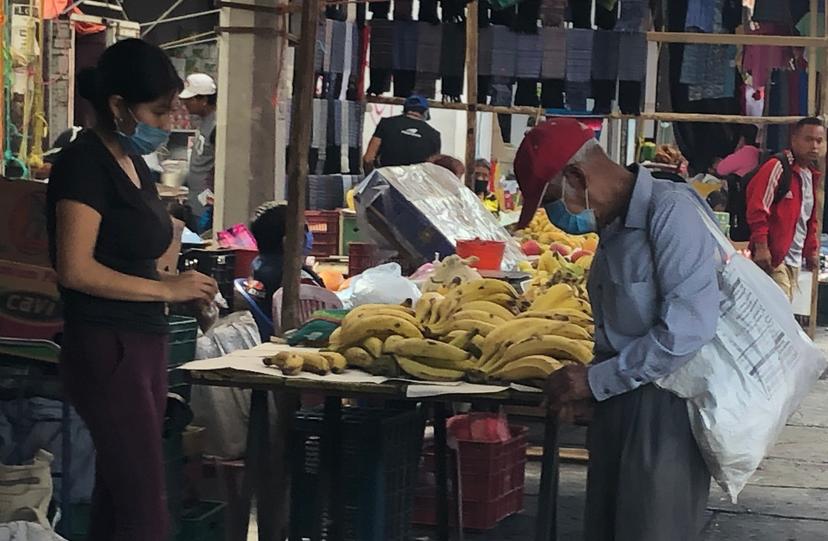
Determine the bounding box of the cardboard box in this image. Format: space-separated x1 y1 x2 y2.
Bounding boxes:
0 179 50 267
0 259 63 341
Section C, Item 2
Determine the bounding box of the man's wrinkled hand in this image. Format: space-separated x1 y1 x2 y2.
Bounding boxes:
545 364 593 412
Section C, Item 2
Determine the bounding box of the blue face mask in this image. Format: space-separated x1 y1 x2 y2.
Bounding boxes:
116 110 170 155
543 178 597 235
303 230 314 256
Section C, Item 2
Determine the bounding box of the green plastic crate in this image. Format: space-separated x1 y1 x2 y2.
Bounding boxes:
339 210 362 255
168 315 198 367
178 500 226 541
60 432 185 541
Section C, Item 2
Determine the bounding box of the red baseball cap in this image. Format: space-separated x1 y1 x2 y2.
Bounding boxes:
514 118 596 229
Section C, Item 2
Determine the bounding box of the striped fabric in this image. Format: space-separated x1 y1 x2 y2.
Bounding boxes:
540 27 566 79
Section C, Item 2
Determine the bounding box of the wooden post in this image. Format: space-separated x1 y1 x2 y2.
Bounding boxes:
809 2 828 337
281 0 320 331
464 1 479 188
808 0 819 115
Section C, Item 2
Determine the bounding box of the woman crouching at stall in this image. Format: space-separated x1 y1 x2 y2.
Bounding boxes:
46 39 217 541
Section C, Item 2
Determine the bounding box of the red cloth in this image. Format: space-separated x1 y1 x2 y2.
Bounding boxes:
746 150 819 268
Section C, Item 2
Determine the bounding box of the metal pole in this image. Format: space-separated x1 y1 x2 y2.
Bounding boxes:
140 0 188 38
139 8 220 27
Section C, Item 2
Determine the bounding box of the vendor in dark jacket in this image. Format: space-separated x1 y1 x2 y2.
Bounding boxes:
249 202 324 316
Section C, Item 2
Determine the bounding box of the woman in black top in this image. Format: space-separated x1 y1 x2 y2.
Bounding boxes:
46 39 217 541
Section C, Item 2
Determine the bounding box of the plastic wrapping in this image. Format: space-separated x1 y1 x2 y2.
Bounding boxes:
655 206 827 502
339 263 422 308
190 312 261 459
355 163 526 271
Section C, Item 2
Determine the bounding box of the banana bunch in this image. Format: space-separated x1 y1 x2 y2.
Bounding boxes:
414 279 523 338
315 276 596 387
263 350 347 375
522 210 598 253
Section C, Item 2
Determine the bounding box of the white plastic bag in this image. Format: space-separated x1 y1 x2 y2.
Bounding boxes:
656 206 827 502
350 263 421 307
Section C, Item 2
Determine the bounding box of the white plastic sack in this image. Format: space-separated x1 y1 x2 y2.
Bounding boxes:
0 522 68 541
349 263 422 307
656 206 827 502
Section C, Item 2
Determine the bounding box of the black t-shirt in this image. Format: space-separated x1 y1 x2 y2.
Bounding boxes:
47 130 173 334
373 115 441 167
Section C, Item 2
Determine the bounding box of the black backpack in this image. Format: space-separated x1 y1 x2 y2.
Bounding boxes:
726 151 793 242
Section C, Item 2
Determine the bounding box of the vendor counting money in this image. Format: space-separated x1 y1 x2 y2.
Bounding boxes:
515 119 720 541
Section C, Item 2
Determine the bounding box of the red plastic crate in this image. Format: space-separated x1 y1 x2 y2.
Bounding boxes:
306 210 341 257
411 425 528 530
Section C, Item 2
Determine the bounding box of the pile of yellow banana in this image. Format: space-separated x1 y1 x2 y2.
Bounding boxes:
261 278 595 387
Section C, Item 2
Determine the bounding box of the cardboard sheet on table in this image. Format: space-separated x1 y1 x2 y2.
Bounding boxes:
223 342 316 358
179 350 389 385
405 382 510 398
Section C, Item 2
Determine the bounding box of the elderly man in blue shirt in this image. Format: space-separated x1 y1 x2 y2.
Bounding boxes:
515 119 720 541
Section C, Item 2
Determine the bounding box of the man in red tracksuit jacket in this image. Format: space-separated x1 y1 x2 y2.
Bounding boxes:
746 117 825 300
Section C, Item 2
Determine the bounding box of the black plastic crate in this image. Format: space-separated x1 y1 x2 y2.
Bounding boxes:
60 432 185 541
178 500 226 541
178 249 235 313
167 315 198 368
290 407 425 541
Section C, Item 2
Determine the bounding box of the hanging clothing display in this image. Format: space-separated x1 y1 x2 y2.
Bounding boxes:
440 23 466 100
742 22 796 89
367 20 393 95
616 0 648 31
566 28 594 111
392 21 419 96
592 30 620 114
685 0 716 33
752 0 793 26
491 25 518 78
415 22 443 98
540 0 567 27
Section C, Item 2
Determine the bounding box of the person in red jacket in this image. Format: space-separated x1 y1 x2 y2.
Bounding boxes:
746 117 825 300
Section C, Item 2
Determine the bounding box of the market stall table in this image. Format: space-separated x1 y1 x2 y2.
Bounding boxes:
183 344 564 541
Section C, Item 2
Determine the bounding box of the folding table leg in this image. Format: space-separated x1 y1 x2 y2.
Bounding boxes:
433 402 450 541
535 413 560 541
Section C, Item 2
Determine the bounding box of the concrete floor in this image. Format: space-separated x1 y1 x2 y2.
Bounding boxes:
249 330 828 540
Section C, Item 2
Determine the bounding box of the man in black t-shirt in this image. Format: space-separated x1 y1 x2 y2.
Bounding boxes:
363 95 441 173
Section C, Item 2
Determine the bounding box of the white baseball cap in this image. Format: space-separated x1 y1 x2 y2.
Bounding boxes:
179 73 217 99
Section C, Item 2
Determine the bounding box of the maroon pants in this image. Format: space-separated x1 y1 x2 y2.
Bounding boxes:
61 322 169 541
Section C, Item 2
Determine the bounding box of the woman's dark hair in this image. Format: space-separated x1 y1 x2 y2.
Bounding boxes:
250 202 288 254
740 124 759 146
77 38 183 129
